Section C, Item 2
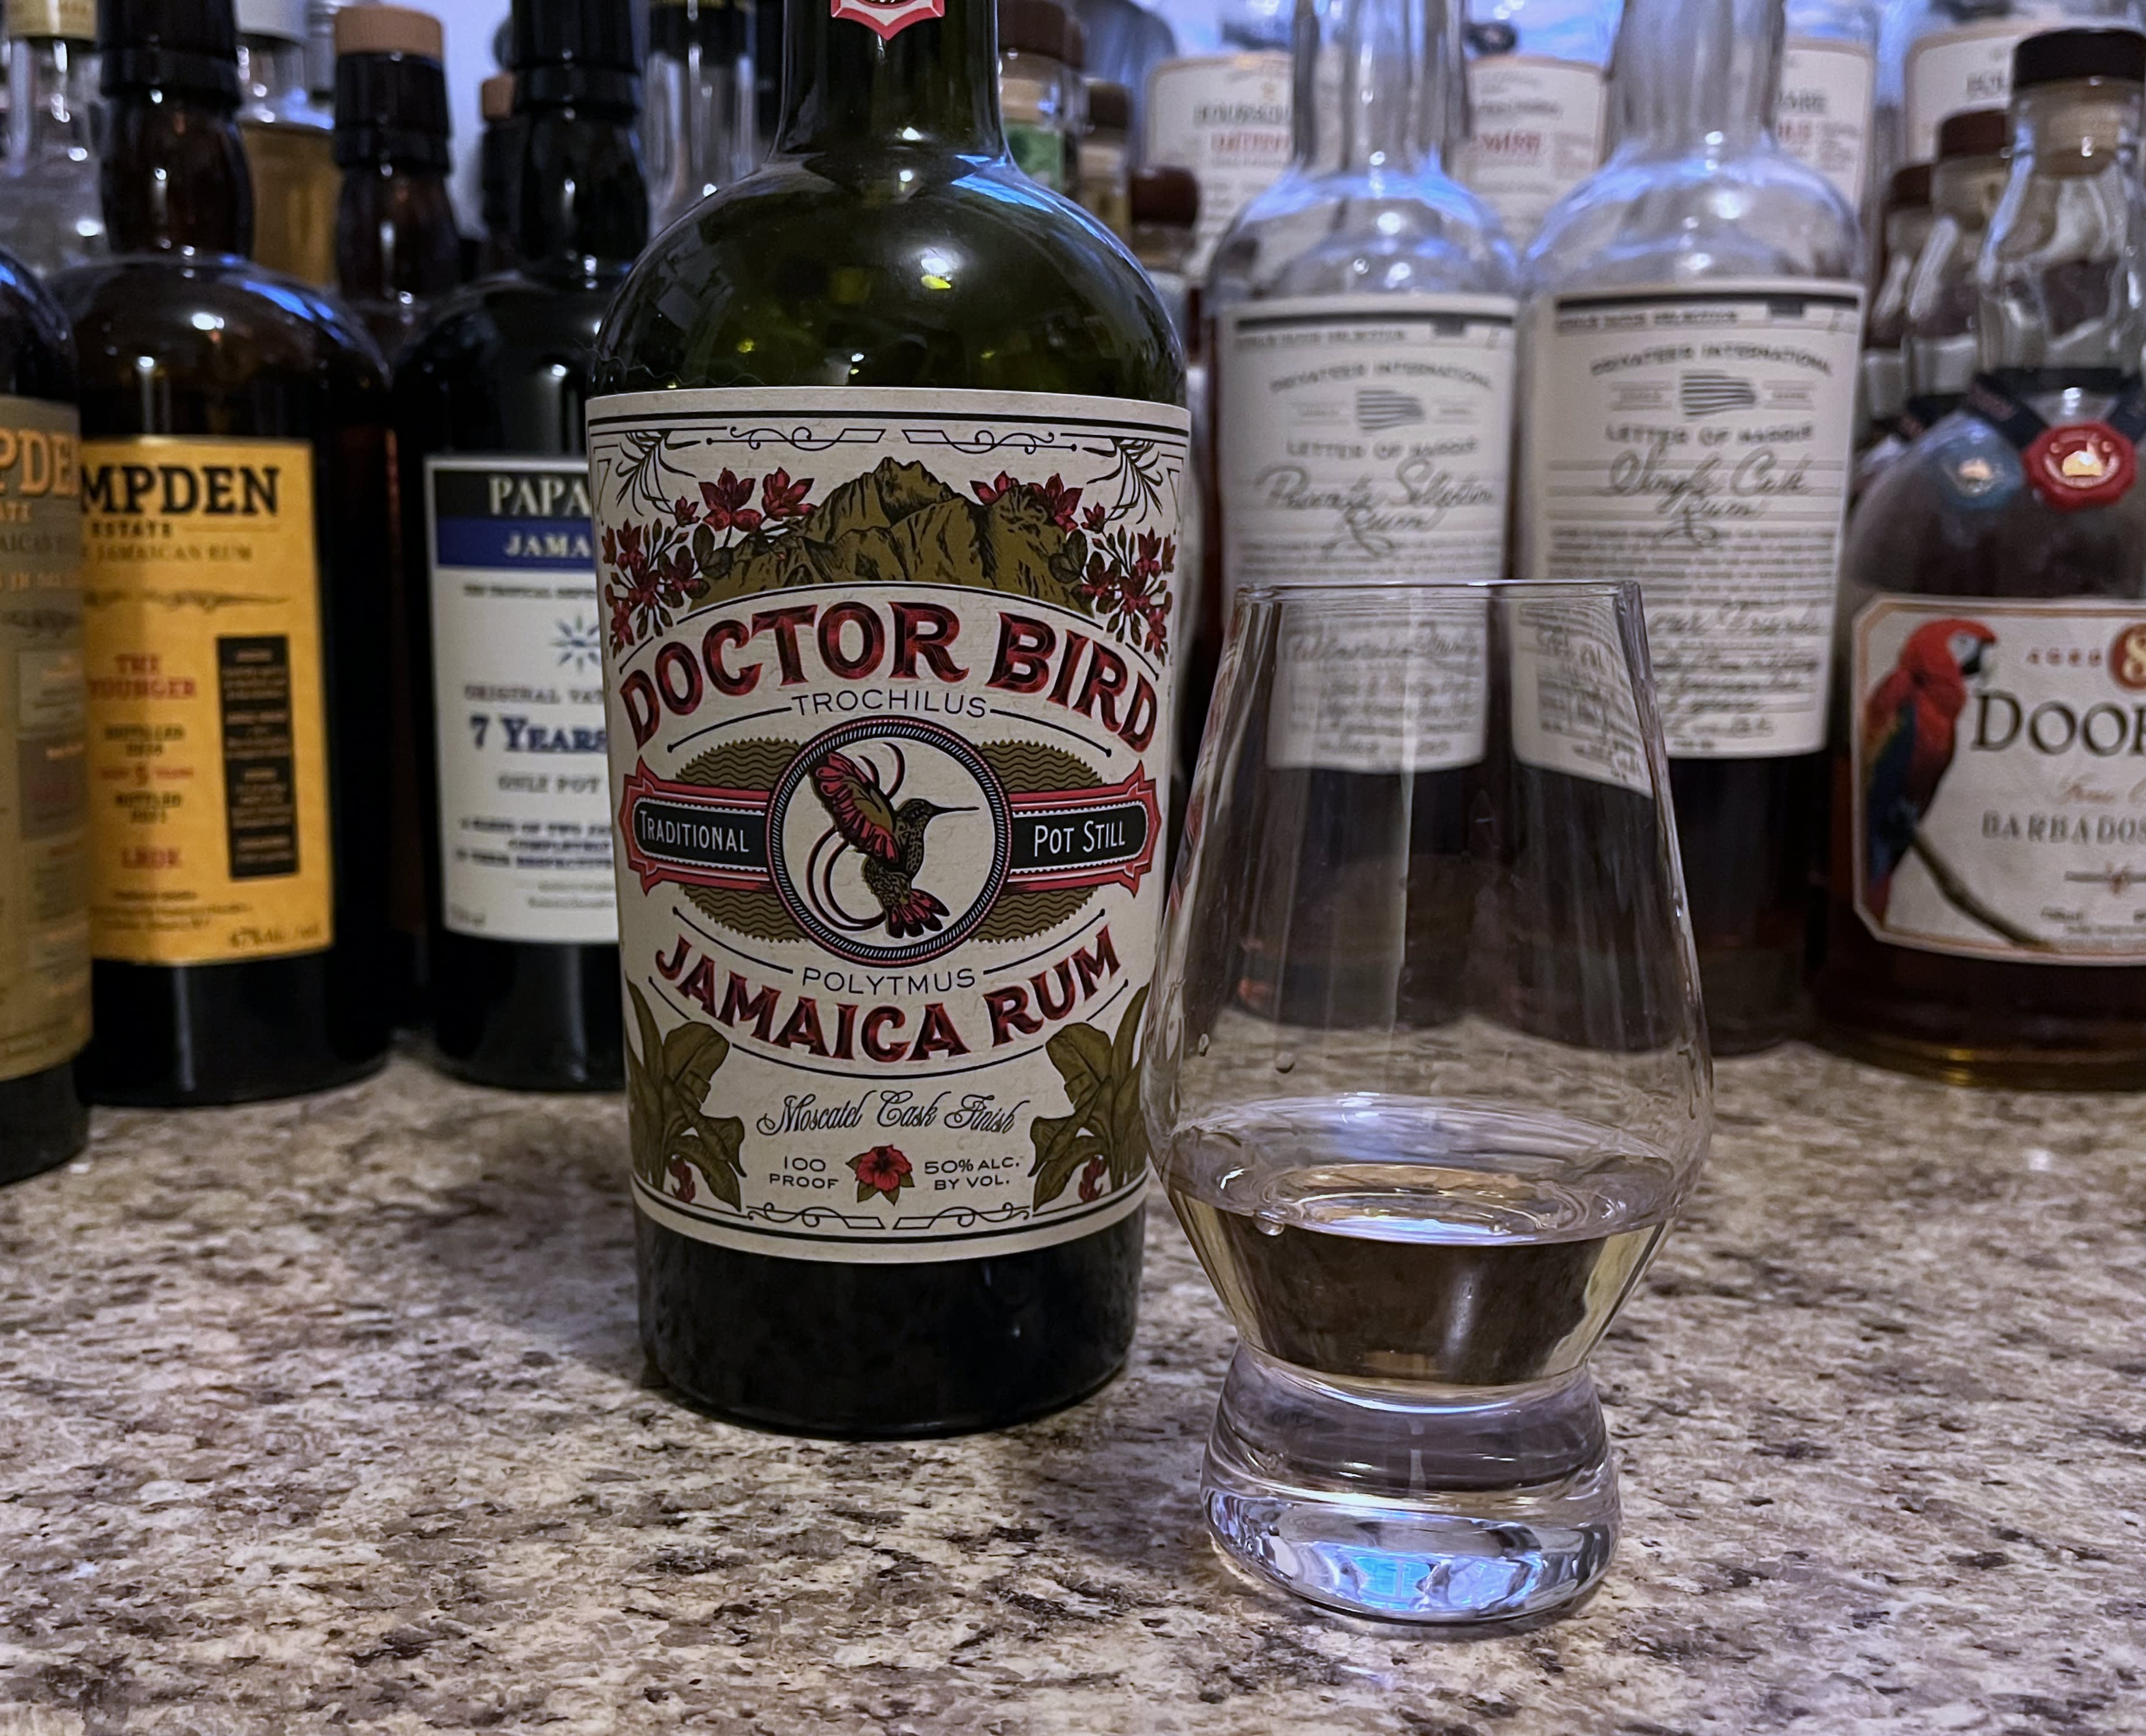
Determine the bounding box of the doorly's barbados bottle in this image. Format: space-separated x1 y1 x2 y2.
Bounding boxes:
590 0 1185 1436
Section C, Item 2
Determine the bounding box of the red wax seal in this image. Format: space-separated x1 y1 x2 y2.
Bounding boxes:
830 0 944 39
2024 421 2137 510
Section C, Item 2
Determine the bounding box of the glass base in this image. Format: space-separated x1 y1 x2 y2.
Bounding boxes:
1201 1347 1618 1624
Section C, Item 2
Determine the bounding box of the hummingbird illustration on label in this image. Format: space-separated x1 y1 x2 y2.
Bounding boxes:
810 748 970 939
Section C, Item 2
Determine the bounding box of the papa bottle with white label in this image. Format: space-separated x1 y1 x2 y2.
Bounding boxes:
392 0 645 1091
1208 0 1517 1024
1821 28 2146 1085
1517 0 1863 1052
1458 0 1619 243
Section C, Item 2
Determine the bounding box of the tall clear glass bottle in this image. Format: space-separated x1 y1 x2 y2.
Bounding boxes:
0 0 102 273
1898 104 2010 435
589 0 1184 1436
643 0 757 232
1207 0 1516 1021
1778 0 1880 209
1517 0 1863 1052
238 0 339 283
1457 0 1619 243
1821 28 2146 1084
393 0 645 1095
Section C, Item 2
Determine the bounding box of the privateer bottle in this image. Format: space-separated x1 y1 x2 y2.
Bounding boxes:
1207 0 1516 1019
1457 0 1620 244
54 0 395 1104
1146 0 1293 277
590 0 1185 1435
1776 0 1879 210
1887 0 2140 167
392 0 641 1092
0 246 90 1183
0 0 105 274
1820 28 2146 1085
331 2 461 359
1516 0 1863 1051
237 0 339 284
642 0 757 232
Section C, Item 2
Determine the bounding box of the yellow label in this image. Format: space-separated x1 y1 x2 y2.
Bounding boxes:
0 395 89 1080
80 435 334 965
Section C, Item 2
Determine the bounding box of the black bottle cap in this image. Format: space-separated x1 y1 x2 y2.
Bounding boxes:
1888 162 1932 209
511 0 640 115
334 6 452 171
1130 164 1197 228
2013 26 2146 90
1086 80 1129 135
1936 106 2009 160
99 0 243 104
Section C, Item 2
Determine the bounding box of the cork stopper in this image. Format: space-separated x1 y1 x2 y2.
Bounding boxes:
1936 106 2008 161
1130 164 1198 228
1887 162 1932 210
6 0 97 38
335 2 442 58
1086 79 1130 134
480 70 515 121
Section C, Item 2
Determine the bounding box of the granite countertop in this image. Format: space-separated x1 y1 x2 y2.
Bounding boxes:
2 1045 2143 1734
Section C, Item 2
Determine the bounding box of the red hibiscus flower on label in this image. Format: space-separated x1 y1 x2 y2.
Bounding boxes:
850 1144 914 1204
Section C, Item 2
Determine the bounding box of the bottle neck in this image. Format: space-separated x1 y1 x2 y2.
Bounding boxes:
102 86 253 256
773 0 1005 161
516 96 650 282
1613 0 1780 156
1295 0 1462 177
1981 77 2144 374
6 37 97 163
337 162 461 301
238 33 311 116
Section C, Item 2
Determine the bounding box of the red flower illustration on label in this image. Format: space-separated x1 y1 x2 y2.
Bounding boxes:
1077 1156 1109 1202
850 1144 914 1203
830 0 943 41
667 1156 698 1203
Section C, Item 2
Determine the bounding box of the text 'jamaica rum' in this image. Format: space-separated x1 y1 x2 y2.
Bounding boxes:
590 0 1186 1436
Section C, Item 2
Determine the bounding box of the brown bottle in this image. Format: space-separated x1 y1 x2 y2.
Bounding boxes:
54 0 396 1104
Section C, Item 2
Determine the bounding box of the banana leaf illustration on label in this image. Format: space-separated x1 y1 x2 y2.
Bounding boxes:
625 980 748 1206
1029 984 1151 1208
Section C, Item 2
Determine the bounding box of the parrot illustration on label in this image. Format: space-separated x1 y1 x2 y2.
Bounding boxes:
1861 617 1998 921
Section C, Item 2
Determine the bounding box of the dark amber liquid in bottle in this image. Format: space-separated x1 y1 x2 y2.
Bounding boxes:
56 61 395 1106
389 16 643 1092
0 247 90 1181
595 0 1180 1436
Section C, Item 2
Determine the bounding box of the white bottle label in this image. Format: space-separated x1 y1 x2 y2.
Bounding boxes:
586 388 1189 1262
425 456 617 945
1509 591 1654 795
1777 39 1876 207
1904 20 2034 162
1145 53 1293 277
1850 596 2146 964
1216 294 1515 771
1520 280 1865 762
1457 56 1608 242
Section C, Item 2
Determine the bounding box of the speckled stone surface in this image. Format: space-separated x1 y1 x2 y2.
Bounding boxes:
2 1045 2143 1735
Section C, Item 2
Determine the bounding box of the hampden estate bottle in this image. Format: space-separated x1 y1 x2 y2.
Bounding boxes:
1207 0 1516 1023
1819 29 2146 1085
590 0 1186 1433
1517 0 1863 1051
0 247 91 1183
54 0 396 1104
393 0 643 1092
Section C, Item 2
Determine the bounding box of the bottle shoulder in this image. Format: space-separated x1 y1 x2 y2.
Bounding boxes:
1208 166 1520 306
0 249 79 399
594 156 1183 405
404 271 614 367
1524 146 1862 293
52 253 388 403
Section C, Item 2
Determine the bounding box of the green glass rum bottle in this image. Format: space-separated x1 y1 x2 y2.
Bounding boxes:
589 0 1186 1436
